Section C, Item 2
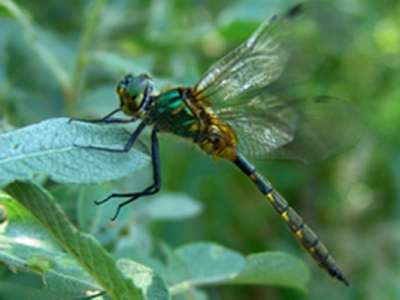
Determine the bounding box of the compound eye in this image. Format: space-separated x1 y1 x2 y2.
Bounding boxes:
117 74 151 116
125 75 149 98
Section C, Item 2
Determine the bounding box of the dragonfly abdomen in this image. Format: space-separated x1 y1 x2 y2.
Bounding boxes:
233 151 350 286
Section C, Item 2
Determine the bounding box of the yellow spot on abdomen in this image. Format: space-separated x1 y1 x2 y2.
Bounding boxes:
266 193 275 203
281 211 290 222
295 230 304 239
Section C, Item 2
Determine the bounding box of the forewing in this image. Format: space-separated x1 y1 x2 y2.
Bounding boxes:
192 3 344 106
217 95 366 163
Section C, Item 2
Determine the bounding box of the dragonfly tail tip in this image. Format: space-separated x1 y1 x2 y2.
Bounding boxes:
337 273 351 287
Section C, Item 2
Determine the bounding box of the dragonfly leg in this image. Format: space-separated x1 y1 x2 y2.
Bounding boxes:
74 122 147 152
68 108 135 124
95 129 161 221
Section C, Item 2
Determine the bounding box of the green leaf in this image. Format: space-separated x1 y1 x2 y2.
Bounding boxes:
117 259 170 300
144 193 203 221
228 252 310 291
157 241 188 286
2 180 169 300
174 242 246 284
169 243 309 295
0 192 101 299
0 118 150 187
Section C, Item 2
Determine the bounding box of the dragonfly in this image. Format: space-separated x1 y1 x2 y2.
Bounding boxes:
73 3 365 286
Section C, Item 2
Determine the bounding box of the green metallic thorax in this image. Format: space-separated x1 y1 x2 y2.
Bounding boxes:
151 88 201 139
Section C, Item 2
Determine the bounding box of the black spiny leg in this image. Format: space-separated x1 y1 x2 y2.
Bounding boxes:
69 108 137 124
95 129 161 220
76 121 147 152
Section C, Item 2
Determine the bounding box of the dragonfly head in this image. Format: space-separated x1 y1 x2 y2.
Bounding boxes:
117 74 154 118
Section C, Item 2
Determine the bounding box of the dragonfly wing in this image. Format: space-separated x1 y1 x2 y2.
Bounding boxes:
271 96 366 163
217 95 366 164
192 3 344 106
216 94 299 155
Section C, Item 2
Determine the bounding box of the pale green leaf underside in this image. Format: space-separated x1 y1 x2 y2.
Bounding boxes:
228 252 310 291
3 181 167 300
0 193 103 299
144 193 203 221
175 242 246 284
117 259 170 300
0 118 150 188
170 242 309 294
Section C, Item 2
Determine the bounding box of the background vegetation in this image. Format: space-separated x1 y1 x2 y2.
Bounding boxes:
0 0 399 299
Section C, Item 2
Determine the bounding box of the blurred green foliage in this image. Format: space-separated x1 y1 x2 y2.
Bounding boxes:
0 0 399 299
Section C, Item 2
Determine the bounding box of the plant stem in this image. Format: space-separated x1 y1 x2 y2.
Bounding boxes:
69 0 105 116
